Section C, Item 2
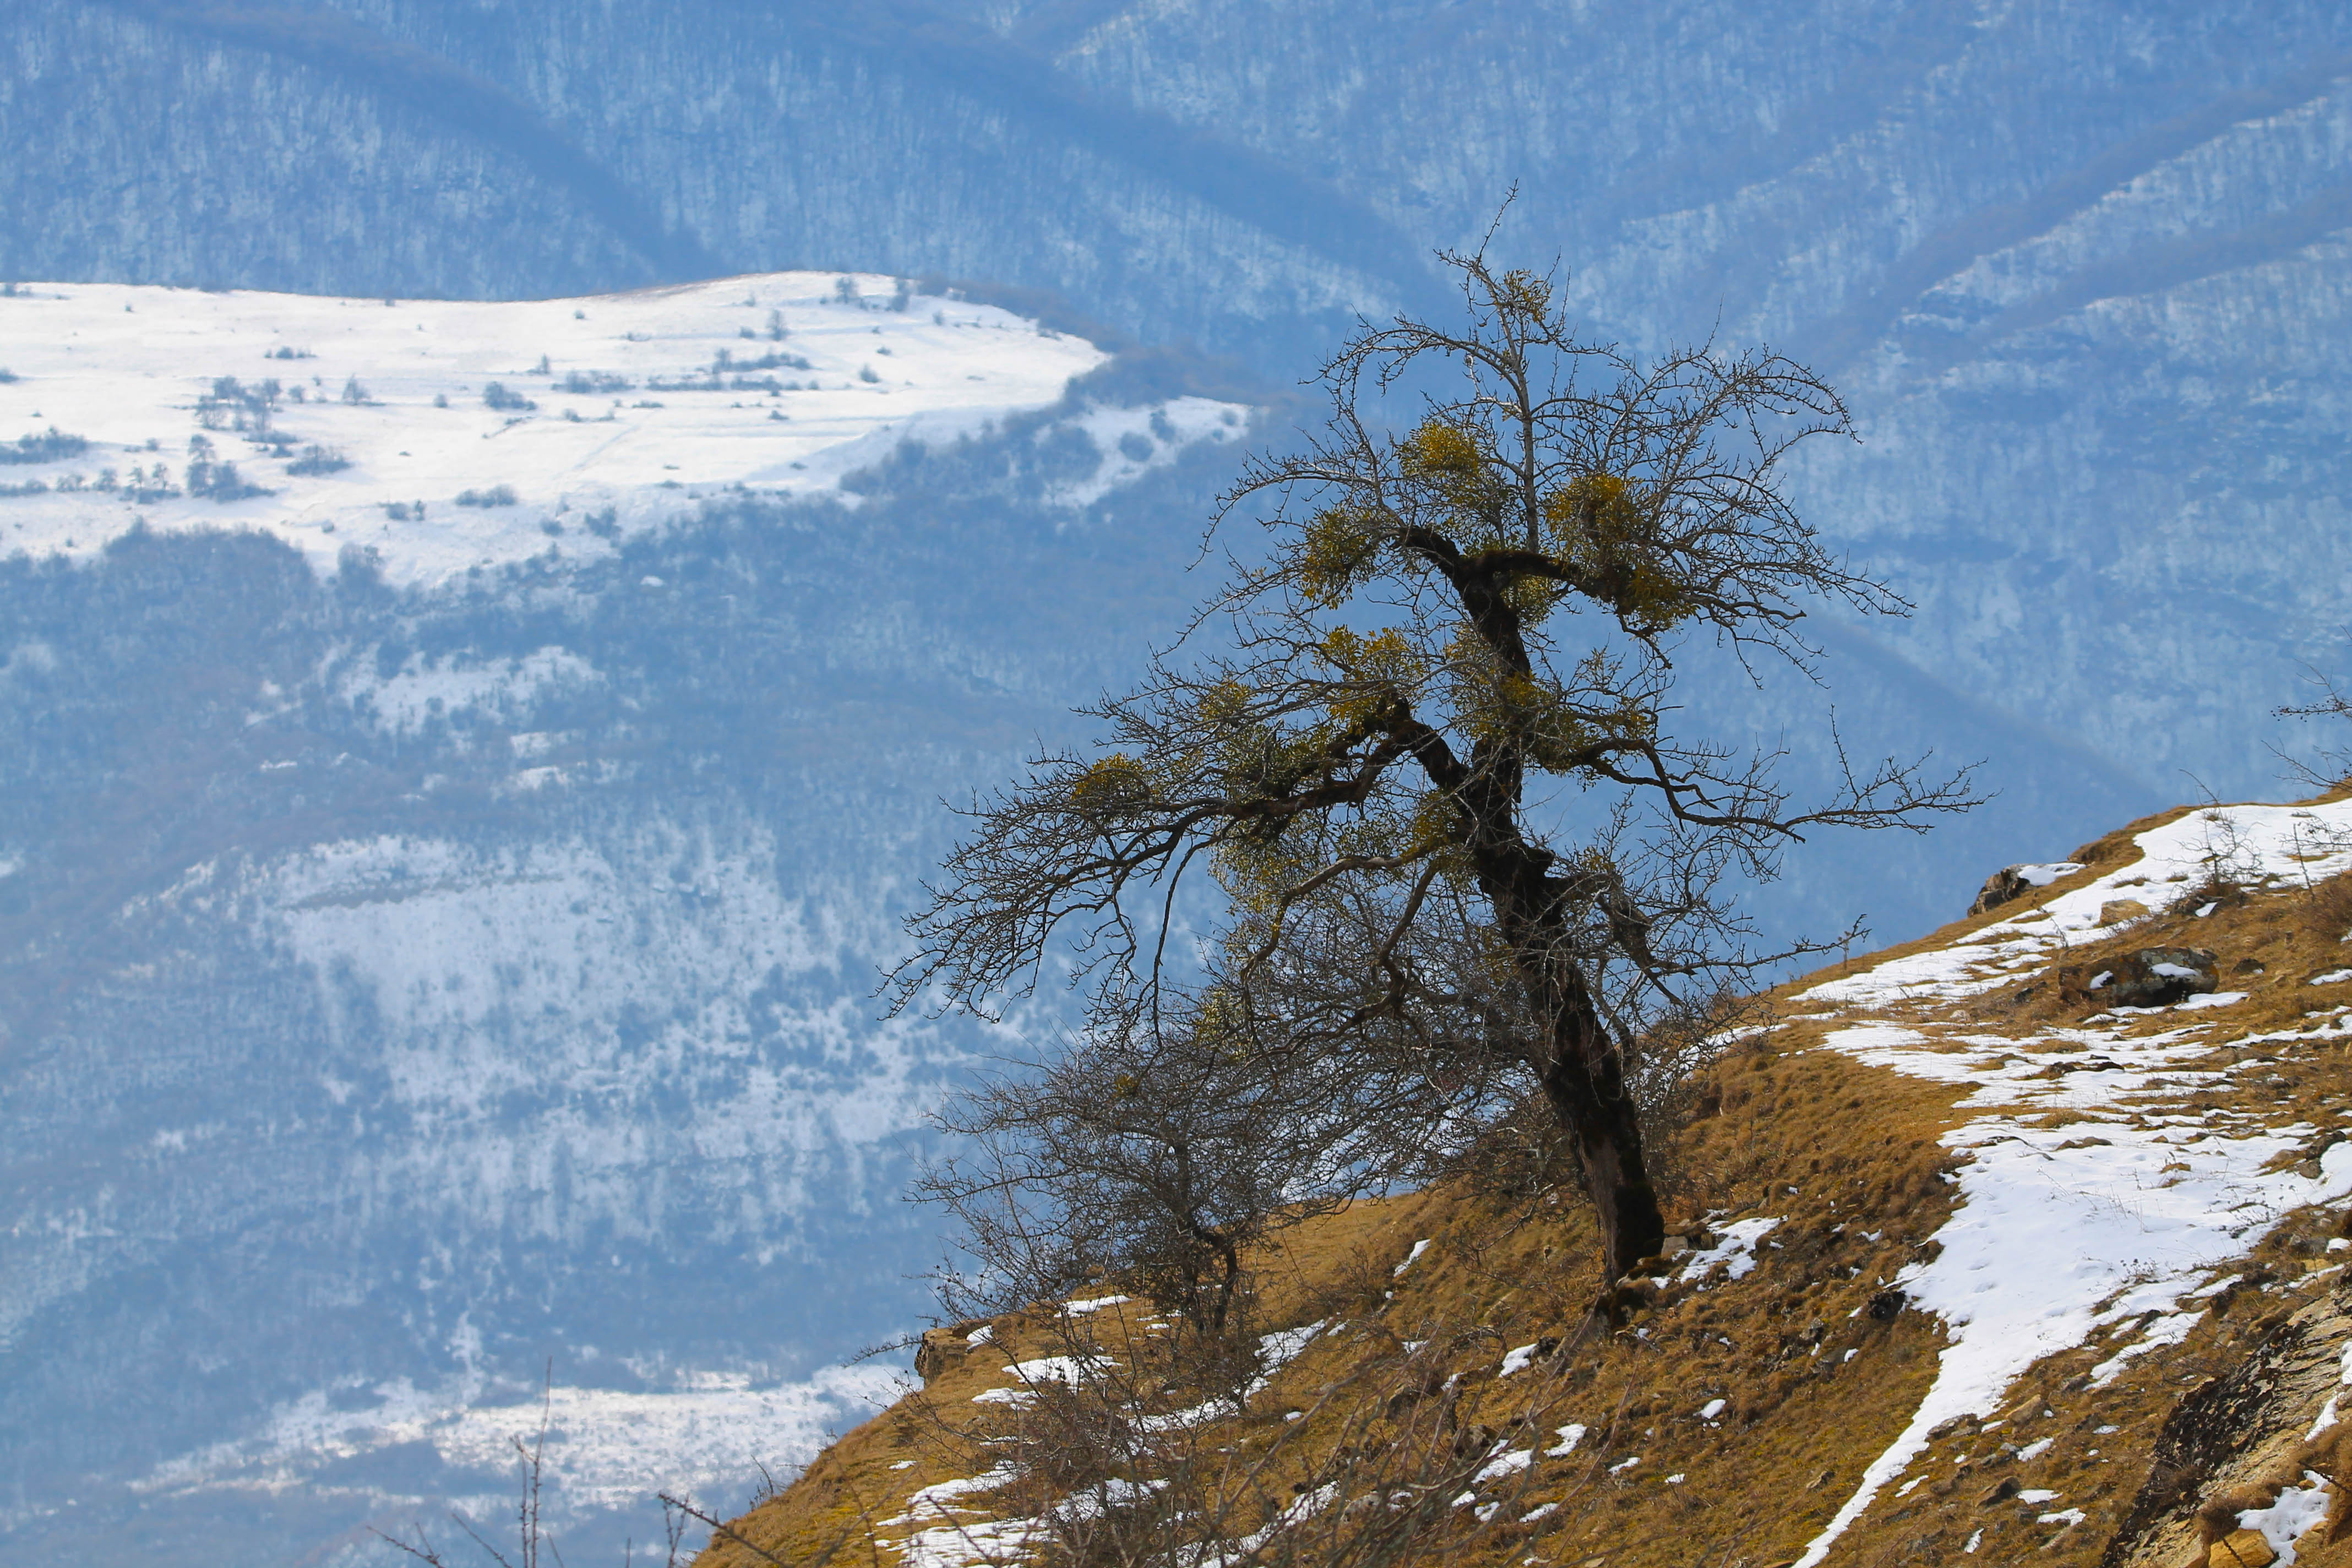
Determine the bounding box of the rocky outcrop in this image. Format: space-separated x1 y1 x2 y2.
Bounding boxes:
2059 947 2220 1009
914 1321 993 1385
1972 862 2088 915
2104 1278 2352 1567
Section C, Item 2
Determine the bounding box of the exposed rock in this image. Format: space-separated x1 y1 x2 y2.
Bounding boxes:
913 1320 992 1384
2208 1529 2277 1567
1969 862 2086 916
2058 948 2219 1010
1452 1422 1499 1458
2101 899 2154 925
2104 1279 2352 1566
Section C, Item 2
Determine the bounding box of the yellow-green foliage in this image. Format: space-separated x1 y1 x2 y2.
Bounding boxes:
1501 572 1566 627
1398 420 1509 544
1494 266 1552 320
1071 753 1153 814
1191 672 1338 815
1196 677 1254 727
1175 678 1345 907
1445 632 1656 777
1317 625 1424 724
1202 715 1337 909
1298 502 1387 606
1400 420 1483 487
1404 790 1474 872
1213 827 1314 916
1308 422 1694 638
1221 721 1326 802
1543 473 1693 632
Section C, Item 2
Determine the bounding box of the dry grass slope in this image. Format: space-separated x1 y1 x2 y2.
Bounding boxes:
701 792 2352 1568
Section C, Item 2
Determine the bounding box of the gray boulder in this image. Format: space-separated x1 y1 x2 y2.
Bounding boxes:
1969 862 2086 916
2057 947 2219 1009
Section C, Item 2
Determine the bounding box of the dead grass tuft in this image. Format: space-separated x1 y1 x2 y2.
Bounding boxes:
2307 869 2352 946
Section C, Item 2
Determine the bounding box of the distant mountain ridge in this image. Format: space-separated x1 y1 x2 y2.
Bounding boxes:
8 0 2351 797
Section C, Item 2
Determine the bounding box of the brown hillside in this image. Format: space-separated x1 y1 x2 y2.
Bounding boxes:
700 794 2352 1568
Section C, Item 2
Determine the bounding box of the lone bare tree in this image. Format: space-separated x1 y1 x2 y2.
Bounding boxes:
891 238 1973 1298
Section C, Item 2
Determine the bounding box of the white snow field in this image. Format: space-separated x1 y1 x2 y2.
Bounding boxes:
0 273 1246 584
1788 797 2352 1566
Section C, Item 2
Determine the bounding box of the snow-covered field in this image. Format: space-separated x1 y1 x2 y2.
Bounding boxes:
0 272 1266 1566
0 274 1245 584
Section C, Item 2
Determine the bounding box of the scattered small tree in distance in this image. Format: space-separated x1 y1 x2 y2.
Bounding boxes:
917 1003 1453 1339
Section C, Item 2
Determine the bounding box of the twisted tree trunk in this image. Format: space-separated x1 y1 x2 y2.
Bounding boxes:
1488 852 1666 1289
1533 1004 1664 1287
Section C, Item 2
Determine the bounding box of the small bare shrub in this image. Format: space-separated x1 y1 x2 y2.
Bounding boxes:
893 1305 1581 1568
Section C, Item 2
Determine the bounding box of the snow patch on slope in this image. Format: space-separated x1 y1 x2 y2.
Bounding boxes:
1046 396 1243 507
129 821 954 1250
336 645 603 737
1799 802 2352 1012
1788 799 2352 1567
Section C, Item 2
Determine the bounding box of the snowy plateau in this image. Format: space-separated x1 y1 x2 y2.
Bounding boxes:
0 273 1240 580
0 275 1249 1568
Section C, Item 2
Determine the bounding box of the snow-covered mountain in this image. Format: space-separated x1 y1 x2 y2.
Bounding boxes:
9 0 2351 804
0 275 1251 1566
